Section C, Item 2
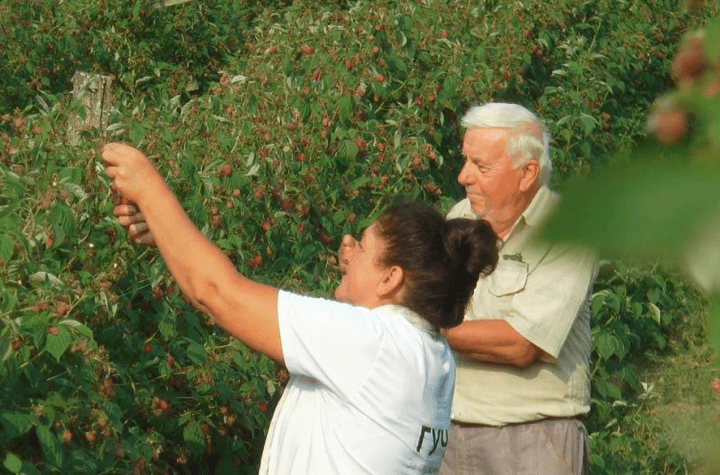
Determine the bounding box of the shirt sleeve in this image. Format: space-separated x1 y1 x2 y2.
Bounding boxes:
277 290 384 396
501 243 597 358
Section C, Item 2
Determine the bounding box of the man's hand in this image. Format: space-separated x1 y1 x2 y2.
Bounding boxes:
114 204 157 246
338 234 357 274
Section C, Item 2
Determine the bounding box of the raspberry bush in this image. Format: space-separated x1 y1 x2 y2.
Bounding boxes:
1 1 719 473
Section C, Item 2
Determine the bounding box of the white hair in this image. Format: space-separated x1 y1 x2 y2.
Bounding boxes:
461 103 552 185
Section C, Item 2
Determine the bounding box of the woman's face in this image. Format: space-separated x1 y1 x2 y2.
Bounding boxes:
334 222 389 307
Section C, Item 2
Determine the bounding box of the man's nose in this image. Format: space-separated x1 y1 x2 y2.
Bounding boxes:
457 161 472 186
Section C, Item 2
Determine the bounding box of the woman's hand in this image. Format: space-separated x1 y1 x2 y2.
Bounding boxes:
338 234 357 274
114 203 156 246
102 143 159 205
101 142 283 363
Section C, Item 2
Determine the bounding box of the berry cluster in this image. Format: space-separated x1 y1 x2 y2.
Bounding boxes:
647 29 720 145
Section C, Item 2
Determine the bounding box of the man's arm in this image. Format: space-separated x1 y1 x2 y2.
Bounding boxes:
102 143 283 364
442 320 544 367
443 240 597 369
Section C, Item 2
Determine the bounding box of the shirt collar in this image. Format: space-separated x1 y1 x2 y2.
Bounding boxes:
522 185 557 227
500 185 558 244
375 305 437 333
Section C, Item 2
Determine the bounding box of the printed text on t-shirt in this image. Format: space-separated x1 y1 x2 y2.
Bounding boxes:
415 426 448 456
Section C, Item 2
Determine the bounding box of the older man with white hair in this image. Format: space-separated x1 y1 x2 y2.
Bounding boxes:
439 102 597 475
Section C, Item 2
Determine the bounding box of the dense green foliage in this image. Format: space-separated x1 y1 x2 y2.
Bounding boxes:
1 0 718 474
0 0 267 116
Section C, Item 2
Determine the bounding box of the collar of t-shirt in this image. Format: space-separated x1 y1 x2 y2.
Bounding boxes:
373 304 437 333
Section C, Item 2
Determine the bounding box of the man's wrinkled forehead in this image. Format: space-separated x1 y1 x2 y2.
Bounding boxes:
473 128 507 141
466 122 543 142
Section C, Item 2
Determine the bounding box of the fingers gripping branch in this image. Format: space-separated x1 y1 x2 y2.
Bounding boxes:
101 143 158 205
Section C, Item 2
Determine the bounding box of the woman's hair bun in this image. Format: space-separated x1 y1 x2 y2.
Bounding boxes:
444 218 498 278
376 202 498 329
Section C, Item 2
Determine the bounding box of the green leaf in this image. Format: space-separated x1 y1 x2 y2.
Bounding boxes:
59 319 93 339
591 291 608 316
65 450 96 474
185 340 207 364
183 420 205 455
29 271 64 288
339 140 359 161
158 313 176 339
336 96 353 121
331 210 345 225
3 453 22 473
388 56 408 74
595 378 622 400
439 75 458 101
0 233 12 262
45 326 72 361
348 176 370 190
36 425 63 468
45 392 72 410
646 288 661 303
579 114 597 135
594 331 627 361
50 202 76 246
60 180 88 202
129 121 146 145
0 412 36 439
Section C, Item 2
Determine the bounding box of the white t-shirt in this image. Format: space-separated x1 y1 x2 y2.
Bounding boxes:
258 290 455 474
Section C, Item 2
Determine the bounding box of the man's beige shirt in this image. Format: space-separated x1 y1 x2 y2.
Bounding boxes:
446 186 597 426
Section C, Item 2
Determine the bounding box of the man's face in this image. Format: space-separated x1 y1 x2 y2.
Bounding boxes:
458 127 526 232
334 223 387 307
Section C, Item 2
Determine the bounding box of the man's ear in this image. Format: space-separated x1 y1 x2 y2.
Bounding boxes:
519 160 540 192
377 265 405 301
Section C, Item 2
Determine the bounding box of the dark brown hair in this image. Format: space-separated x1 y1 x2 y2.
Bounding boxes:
375 201 498 329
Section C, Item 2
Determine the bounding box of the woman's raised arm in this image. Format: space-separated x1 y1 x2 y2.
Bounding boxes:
102 143 283 364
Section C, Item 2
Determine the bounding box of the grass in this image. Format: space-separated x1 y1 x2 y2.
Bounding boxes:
634 323 720 474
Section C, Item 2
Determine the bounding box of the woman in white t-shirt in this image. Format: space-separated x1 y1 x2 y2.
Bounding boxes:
102 142 498 474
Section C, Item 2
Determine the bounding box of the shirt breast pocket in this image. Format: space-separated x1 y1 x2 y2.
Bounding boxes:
488 260 528 297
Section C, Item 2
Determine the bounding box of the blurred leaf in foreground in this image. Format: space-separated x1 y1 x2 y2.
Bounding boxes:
541 151 720 265
541 148 720 355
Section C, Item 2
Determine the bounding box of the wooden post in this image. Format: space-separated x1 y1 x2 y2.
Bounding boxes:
67 72 114 146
